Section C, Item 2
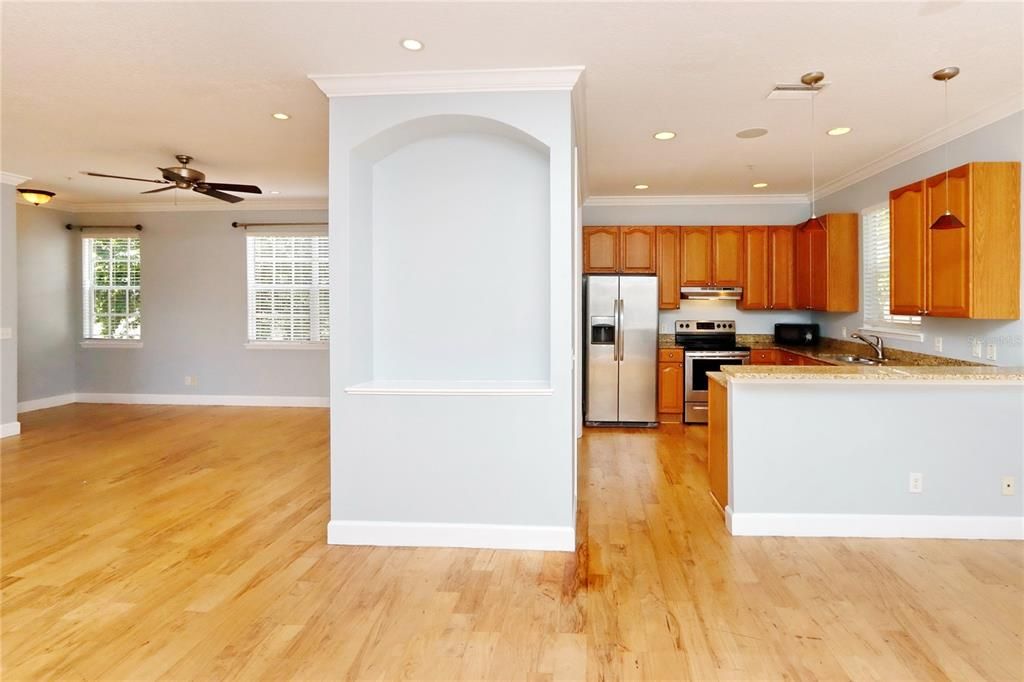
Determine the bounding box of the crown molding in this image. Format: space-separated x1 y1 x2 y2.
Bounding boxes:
584 193 809 207
1 172 31 186
68 199 328 214
816 92 1024 200
309 66 585 98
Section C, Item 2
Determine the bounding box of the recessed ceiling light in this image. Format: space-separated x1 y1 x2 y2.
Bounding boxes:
653 131 676 141
827 126 852 136
752 182 768 189
736 128 768 139
272 112 290 120
401 38 424 51
634 184 649 190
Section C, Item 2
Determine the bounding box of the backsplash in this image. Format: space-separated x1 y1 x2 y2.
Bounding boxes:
658 301 812 334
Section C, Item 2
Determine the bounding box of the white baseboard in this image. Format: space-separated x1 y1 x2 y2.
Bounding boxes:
18 393 77 413
728 511 1024 541
1 421 22 438
74 393 329 408
327 520 576 551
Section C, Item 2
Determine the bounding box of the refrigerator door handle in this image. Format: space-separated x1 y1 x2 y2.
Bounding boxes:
614 298 623 361
618 298 625 361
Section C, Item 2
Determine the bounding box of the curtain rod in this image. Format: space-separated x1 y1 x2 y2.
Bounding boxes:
66 224 142 231
231 221 328 229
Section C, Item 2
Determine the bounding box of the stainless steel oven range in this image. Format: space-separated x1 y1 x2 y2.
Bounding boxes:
675 320 750 423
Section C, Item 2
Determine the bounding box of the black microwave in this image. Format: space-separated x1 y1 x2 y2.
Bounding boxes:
774 323 820 347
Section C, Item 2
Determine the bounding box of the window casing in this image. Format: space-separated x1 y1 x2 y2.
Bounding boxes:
246 234 329 345
862 204 921 333
82 236 142 340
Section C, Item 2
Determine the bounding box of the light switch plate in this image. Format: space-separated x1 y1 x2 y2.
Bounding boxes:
972 339 983 358
0 327 11 340
909 472 923 494
986 344 997 361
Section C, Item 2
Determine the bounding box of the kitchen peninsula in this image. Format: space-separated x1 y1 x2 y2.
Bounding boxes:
708 364 1024 540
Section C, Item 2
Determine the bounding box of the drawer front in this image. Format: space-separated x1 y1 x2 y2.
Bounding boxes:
780 351 803 366
658 348 684 363
750 349 780 365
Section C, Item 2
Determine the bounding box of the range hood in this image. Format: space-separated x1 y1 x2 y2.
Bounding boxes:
680 286 743 301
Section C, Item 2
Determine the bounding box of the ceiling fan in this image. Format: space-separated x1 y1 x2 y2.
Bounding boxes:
81 154 262 203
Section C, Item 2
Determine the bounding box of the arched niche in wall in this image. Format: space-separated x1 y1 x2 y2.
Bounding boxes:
347 114 552 385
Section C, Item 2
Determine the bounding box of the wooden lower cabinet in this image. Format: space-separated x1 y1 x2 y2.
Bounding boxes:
780 350 803 366
657 348 684 423
708 379 729 510
750 349 780 365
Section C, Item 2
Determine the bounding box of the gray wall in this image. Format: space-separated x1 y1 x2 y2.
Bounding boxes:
582 200 815 334
17 204 77 402
1 184 17 427
72 209 329 398
731 382 1023 518
815 112 1024 366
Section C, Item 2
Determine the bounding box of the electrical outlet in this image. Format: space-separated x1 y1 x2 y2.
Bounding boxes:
986 344 997 361
184 375 196 386
972 339 983 358
1002 476 1016 496
841 326 848 338
933 336 943 352
909 472 923 494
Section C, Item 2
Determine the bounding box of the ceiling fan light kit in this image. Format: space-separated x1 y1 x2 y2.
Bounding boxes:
17 188 55 205
82 154 262 203
930 66 966 230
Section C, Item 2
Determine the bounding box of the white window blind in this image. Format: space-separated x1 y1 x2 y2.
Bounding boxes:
82 236 142 339
862 204 921 330
246 234 329 344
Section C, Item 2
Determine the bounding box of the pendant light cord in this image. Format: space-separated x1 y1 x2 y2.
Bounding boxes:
810 90 816 218
944 78 950 214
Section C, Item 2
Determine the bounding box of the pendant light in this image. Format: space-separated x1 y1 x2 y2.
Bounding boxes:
798 71 825 231
930 66 965 230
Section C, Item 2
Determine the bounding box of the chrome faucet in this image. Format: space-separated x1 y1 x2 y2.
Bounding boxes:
851 332 885 360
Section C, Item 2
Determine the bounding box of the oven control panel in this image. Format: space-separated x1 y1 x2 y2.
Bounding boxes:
675 319 735 333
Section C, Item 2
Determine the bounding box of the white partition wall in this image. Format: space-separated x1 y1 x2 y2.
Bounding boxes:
312 68 583 550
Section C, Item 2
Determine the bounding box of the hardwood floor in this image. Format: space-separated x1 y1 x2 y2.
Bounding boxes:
2 405 1022 680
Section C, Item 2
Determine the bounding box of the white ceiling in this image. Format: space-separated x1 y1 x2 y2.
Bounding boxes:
2 1 1022 207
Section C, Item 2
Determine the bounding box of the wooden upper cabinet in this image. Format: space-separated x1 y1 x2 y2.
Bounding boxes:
583 227 620 273
680 226 713 285
655 226 681 309
620 226 657 273
711 226 744 286
739 227 769 310
768 226 796 310
793 214 859 312
794 226 813 310
925 166 972 317
890 181 928 316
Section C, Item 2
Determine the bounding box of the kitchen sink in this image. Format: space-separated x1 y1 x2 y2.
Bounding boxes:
820 354 883 365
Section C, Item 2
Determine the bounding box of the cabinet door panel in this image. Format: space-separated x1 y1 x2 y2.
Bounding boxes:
657 362 684 414
890 181 927 315
620 226 657 273
680 227 713 285
656 226 680 309
739 227 769 310
769 227 796 309
809 227 829 311
794 226 813 310
712 226 744 286
925 166 971 317
583 227 620 273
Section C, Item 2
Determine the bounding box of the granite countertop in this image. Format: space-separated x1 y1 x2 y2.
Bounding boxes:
659 333 986 368
710 364 1024 386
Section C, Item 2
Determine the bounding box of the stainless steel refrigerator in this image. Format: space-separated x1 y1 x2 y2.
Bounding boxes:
584 275 658 425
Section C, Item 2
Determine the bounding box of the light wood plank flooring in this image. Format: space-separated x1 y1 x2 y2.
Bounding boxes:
2 404 1022 680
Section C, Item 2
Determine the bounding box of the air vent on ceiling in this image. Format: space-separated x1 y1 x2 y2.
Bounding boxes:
766 81 829 101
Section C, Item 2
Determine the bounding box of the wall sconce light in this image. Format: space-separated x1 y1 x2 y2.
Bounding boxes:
17 188 55 206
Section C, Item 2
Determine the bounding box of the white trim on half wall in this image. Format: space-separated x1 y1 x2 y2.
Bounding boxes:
18 393 328 410
727 509 1024 541
327 520 576 552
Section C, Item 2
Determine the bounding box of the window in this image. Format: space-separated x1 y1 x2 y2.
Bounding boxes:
82 236 142 340
246 234 329 345
862 204 921 333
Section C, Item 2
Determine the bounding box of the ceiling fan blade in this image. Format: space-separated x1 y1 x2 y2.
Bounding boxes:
81 171 169 185
140 186 176 195
193 186 243 203
198 182 262 194
158 167 189 184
